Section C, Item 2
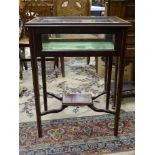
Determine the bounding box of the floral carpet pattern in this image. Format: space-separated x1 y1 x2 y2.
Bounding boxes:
19 56 135 154
19 111 135 155
20 57 107 120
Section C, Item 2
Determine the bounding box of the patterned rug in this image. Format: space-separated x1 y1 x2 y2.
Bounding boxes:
19 56 134 122
19 55 135 154
19 111 135 155
20 57 107 122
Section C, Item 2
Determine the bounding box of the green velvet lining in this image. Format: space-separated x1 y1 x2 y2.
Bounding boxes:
42 40 114 51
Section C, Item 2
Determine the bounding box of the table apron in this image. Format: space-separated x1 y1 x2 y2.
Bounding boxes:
38 50 120 57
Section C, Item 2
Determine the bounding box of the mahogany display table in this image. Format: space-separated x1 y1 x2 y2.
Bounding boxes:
25 16 130 137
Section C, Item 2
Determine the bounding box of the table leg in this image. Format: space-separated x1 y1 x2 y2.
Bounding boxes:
19 50 23 80
106 56 113 110
29 32 42 137
87 57 90 64
60 57 65 77
112 57 119 109
114 31 126 136
54 57 59 78
104 57 108 91
95 57 98 73
41 56 48 111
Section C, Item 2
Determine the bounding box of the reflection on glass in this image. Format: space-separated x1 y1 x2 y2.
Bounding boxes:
41 34 115 51
38 17 119 24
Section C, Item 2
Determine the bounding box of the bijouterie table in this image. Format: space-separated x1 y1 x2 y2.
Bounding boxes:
25 16 130 137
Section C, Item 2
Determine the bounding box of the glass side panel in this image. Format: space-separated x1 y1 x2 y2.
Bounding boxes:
41 34 115 51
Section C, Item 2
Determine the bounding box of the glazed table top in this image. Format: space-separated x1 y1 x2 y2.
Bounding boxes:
25 16 130 27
